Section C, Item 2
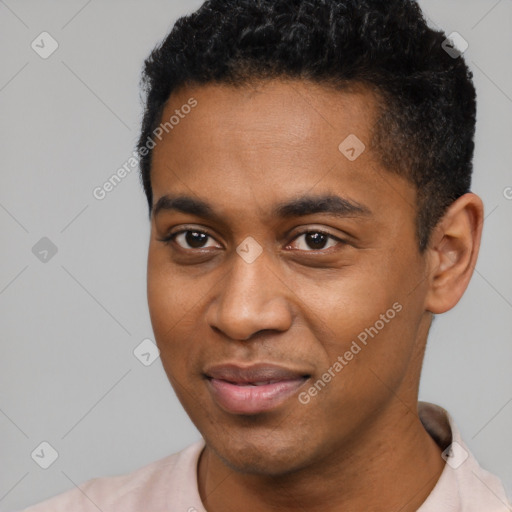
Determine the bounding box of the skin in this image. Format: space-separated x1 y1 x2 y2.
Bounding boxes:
147 79 484 512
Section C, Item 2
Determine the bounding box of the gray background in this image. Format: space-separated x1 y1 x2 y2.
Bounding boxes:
0 0 511 509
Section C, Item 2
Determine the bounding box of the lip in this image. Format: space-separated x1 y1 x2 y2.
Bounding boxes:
204 363 310 415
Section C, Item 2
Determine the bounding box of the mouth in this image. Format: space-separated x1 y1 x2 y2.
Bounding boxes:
204 363 311 415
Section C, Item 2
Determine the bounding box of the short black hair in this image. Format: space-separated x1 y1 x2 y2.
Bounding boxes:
137 0 476 251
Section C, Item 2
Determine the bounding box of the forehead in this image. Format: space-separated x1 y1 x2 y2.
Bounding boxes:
155 79 378 167
150 79 415 225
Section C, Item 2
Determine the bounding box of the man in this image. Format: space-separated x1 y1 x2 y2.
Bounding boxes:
21 0 511 510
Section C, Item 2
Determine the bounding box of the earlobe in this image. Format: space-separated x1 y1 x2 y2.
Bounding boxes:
424 193 484 314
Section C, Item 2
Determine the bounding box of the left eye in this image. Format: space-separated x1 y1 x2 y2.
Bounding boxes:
288 231 342 251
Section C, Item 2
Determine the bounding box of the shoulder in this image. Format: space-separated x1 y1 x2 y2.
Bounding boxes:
20 440 205 512
418 402 511 512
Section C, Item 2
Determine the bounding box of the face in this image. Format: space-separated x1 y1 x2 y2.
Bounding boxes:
147 80 431 475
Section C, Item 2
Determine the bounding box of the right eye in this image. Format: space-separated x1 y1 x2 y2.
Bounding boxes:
160 229 222 250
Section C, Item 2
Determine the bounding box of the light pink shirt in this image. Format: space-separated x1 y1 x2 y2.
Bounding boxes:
20 402 511 511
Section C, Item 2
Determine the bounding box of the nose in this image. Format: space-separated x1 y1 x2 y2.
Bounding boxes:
205 249 293 341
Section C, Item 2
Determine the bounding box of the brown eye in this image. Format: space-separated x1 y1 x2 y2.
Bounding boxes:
305 232 329 249
164 230 221 250
182 231 208 248
289 231 343 251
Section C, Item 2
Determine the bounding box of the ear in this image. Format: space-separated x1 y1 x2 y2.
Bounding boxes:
424 193 484 314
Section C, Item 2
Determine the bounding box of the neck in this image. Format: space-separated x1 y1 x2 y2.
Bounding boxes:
198 400 445 512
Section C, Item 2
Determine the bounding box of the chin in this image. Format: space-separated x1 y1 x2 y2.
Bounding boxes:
221 447 305 477
206 426 316 477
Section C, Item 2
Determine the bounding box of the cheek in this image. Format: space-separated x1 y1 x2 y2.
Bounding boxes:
304 299 419 433
308 258 423 382
297 272 399 348
147 247 200 367
147 242 199 326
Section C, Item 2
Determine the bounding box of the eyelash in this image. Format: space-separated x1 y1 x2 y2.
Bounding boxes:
158 228 345 252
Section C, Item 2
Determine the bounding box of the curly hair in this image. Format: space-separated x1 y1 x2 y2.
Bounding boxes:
137 0 476 251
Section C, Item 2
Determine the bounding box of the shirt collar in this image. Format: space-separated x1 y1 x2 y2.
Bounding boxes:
417 401 511 512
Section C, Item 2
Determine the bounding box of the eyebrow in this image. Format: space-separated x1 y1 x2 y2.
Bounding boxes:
273 194 371 218
152 193 372 221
